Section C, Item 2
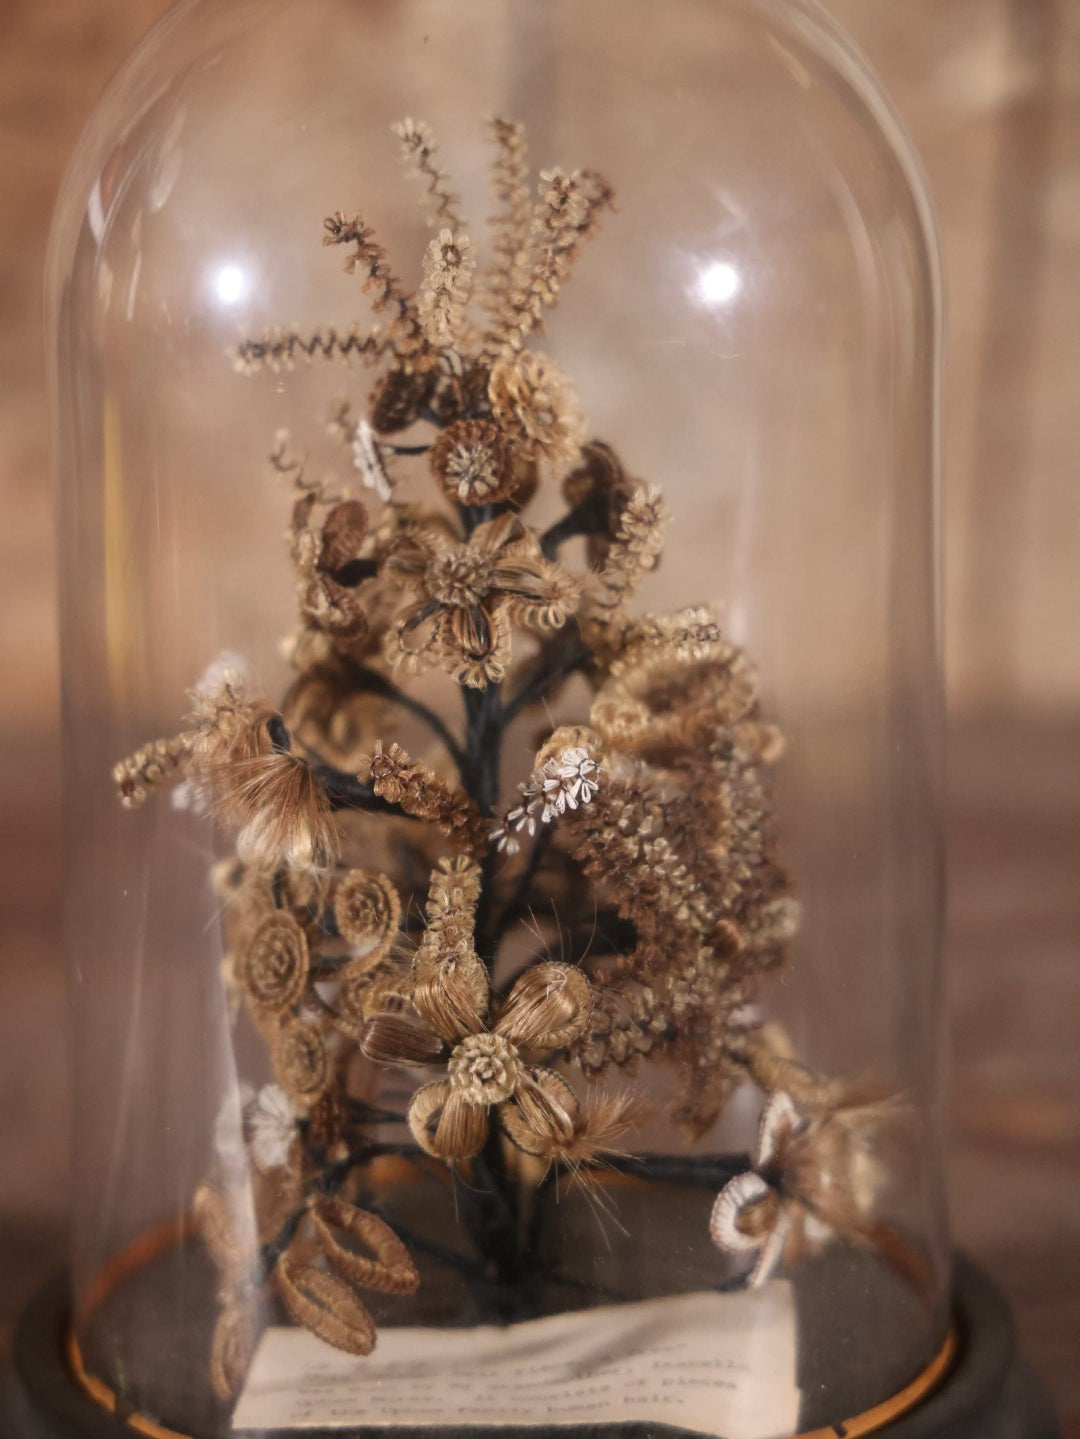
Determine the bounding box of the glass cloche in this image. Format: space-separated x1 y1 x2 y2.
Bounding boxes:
44 1 952 1434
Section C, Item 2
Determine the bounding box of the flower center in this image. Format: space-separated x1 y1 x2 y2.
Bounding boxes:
427 547 494 608
448 1032 521 1106
447 442 497 496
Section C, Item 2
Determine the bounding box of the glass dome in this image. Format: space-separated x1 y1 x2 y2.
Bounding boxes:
47 1 946 1434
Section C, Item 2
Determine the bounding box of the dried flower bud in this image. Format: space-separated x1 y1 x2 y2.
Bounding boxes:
430 420 517 506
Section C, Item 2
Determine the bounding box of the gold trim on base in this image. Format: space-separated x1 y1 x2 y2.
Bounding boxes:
69 1322 957 1439
797 1328 956 1437
66 1215 957 1439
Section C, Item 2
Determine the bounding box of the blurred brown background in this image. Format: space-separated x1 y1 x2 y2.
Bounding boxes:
0 0 1077 1429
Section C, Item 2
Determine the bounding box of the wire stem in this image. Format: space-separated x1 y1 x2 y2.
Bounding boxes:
340 658 467 775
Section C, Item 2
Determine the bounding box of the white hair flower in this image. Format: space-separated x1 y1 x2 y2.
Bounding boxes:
246 1083 299 1174
710 1088 889 1287
493 748 602 852
352 418 394 501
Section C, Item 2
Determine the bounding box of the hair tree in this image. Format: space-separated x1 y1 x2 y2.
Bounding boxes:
113 118 888 1399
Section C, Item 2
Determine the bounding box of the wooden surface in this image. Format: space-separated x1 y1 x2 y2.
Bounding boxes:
0 0 1077 1431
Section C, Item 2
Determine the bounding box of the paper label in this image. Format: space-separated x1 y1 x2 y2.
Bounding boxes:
233 1285 799 1438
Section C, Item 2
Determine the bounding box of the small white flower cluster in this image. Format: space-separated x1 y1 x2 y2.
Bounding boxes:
213 1081 299 1175
493 747 601 854
352 418 394 501
247 1083 299 1173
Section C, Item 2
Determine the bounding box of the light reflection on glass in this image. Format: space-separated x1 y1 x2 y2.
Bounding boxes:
214 263 248 305
696 260 741 306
